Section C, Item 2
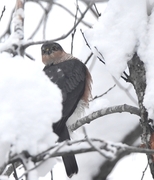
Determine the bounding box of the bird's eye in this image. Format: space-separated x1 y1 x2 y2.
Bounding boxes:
46 48 50 53
52 46 57 51
42 48 51 55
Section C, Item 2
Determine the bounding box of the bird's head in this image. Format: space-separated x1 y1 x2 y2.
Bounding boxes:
41 42 65 65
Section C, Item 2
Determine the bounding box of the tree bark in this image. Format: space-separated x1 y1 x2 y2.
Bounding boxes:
128 53 154 178
93 124 142 180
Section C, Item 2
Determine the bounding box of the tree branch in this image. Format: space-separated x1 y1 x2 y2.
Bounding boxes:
53 2 92 28
0 6 5 21
0 0 25 55
22 1 94 50
6 136 154 179
93 124 141 179
69 104 140 131
91 84 116 101
127 53 154 177
0 8 14 41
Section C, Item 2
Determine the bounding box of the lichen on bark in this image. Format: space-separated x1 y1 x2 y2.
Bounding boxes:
128 53 154 178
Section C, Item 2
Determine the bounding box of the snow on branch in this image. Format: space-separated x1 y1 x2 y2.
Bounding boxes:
69 104 140 131
4 137 154 179
13 0 25 40
0 0 25 55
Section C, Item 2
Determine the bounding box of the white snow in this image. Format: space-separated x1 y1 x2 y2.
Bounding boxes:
24 160 38 180
0 176 9 180
85 0 147 79
84 0 154 119
141 9 154 119
0 53 62 173
86 97 110 115
1 0 154 179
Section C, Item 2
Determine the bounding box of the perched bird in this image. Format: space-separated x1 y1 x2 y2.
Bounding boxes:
41 42 92 178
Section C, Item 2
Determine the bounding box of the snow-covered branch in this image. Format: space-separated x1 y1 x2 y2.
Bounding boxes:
0 0 25 55
4 137 154 179
69 104 140 131
14 0 25 40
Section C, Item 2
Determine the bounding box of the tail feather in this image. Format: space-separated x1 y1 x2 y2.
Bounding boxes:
62 154 78 178
53 121 78 177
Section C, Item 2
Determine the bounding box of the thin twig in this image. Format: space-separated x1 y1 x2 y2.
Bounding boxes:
0 8 14 41
36 1 46 11
92 84 116 101
124 71 129 79
84 52 93 64
0 6 5 21
83 1 98 18
23 2 94 49
28 13 45 40
12 163 18 180
93 3 101 17
43 3 53 39
94 46 105 64
141 163 149 180
25 52 35 61
53 2 92 28
81 28 131 83
112 76 138 105
83 127 113 159
80 29 91 49
80 29 105 64
71 0 79 54
28 3 52 40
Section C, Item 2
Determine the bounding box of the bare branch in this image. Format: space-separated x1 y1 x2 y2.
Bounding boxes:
83 127 113 159
69 104 140 131
93 124 141 179
0 6 5 21
3 162 21 177
94 46 105 63
92 84 116 101
43 3 53 39
7 138 154 171
71 0 79 54
83 1 99 18
84 53 93 65
28 13 45 40
14 0 25 40
112 77 138 105
93 3 101 17
0 8 14 41
22 1 94 49
80 28 92 49
80 29 105 64
141 163 149 180
53 2 92 28
0 0 25 55
128 53 154 177
12 163 18 180
25 52 35 61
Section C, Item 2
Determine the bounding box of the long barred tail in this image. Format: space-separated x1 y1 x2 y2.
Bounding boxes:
53 122 78 177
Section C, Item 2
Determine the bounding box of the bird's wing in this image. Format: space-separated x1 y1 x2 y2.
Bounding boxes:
43 59 86 135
